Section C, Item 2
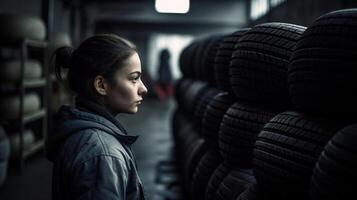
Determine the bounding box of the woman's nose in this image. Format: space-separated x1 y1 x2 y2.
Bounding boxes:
139 81 148 96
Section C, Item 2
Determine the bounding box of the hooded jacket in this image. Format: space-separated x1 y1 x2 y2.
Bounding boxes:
45 98 145 200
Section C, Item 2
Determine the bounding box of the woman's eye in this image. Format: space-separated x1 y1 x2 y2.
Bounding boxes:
129 76 140 83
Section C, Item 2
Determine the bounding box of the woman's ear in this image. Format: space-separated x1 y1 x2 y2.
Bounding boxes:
94 75 108 96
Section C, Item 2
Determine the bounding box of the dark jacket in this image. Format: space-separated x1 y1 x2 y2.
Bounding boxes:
45 98 145 200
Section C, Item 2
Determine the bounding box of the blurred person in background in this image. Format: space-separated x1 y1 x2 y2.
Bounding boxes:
154 48 173 101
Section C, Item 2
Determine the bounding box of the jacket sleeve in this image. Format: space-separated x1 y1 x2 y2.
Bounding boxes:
70 154 130 200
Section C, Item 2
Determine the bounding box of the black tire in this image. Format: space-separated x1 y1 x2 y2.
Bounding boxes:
176 122 196 157
0 126 10 161
201 36 225 86
193 89 221 134
202 93 235 148
205 162 233 200
310 124 357 200
171 108 186 141
191 150 222 200
175 78 193 108
183 138 208 193
230 23 306 108
219 103 277 168
288 9 357 116
180 126 200 158
182 81 209 118
194 39 211 80
214 29 250 93
0 126 10 186
180 42 199 78
215 169 256 200
253 111 347 200
236 184 262 200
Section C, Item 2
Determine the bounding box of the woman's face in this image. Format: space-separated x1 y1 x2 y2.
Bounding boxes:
104 52 148 114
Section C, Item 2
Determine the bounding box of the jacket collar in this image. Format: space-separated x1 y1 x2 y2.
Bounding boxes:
73 96 139 146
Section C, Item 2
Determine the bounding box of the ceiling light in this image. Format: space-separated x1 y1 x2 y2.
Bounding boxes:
155 0 190 14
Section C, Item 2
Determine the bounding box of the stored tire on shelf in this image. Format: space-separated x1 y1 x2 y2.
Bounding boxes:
288 9 357 116
253 111 346 200
53 32 72 48
0 93 41 120
0 126 10 186
202 93 235 148
310 124 357 200
219 102 277 168
214 169 256 200
8 129 35 158
0 14 46 42
214 29 249 93
0 60 42 82
0 126 10 159
230 23 306 108
191 150 222 200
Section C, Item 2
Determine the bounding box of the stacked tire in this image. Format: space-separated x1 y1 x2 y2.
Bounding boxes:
251 8 357 200
0 126 10 186
173 34 228 198
289 8 357 200
209 23 306 200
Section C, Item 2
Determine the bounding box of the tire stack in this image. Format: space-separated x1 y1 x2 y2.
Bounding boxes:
0 126 10 187
208 23 306 200
173 34 224 198
289 8 357 200
189 29 254 200
249 9 357 200
173 8 357 200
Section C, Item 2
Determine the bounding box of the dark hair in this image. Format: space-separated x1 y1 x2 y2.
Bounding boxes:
53 34 137 99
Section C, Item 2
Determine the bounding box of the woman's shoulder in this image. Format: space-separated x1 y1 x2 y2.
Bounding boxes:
62 128 132 168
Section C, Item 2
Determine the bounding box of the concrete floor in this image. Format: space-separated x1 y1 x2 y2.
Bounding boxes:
0 98 178 200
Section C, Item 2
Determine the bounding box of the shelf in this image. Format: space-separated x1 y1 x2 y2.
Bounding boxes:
0 38 47 48
24 39 47 48
23 109 46 124
24 79 47 88
0 34 48 170
0 79 47 93
23 139 44 159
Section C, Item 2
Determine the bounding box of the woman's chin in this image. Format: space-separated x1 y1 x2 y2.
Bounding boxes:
127 107 138 114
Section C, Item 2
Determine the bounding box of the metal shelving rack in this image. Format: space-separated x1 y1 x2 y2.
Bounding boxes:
0 38 48 170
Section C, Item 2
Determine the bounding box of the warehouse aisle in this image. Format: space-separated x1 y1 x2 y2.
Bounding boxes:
119 98 176 200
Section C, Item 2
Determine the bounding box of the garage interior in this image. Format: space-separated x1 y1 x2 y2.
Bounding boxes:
1 0 357 200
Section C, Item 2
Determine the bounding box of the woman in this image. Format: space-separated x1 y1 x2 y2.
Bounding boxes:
45 34 148 200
